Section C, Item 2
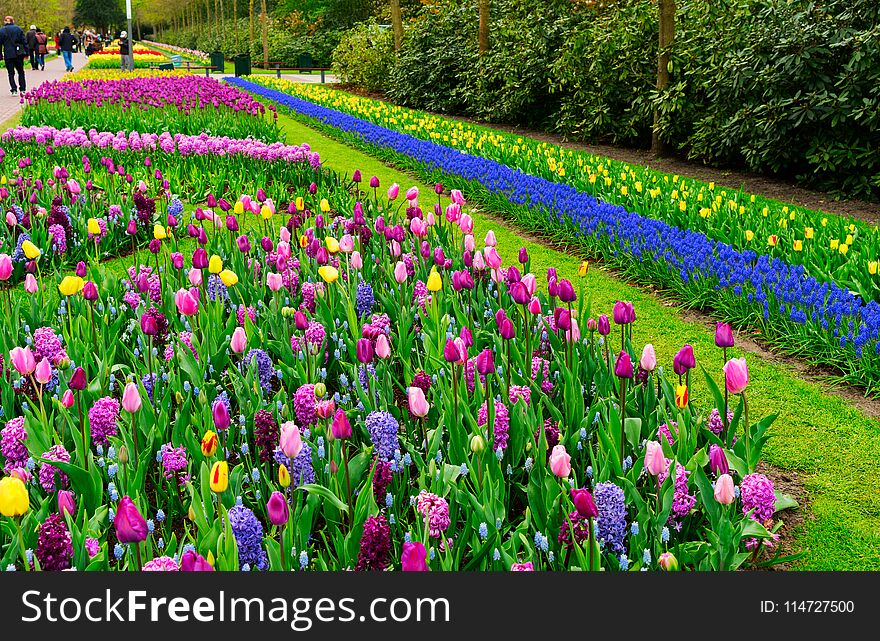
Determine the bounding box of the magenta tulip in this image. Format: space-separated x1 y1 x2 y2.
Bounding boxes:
114 496 148 543
267 491 290 526
401 542 428 571
331 409 352 440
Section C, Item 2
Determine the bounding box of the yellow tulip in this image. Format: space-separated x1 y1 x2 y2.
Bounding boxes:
846 234 854 246
210 461 228 493
674 384 689 409
296 196 304 211
320 198 330 213
678 201 687 212
278 464 290 488
325 236 340 254
153 224 167 240
260 205 273 220
426 269 442 292
839 243 849 255
821 217 828 227
830 239 839 250
206 550 215 567
869 261 878 276
58 275 84 297
201 430 218 457
793 240 803 252
21 240 40 260
767 235 778 247
318 266 339 284
87 218 101 235
219 269 239 287
299 234 309 249
620 186 628 197
0 476 29 517
578 260 589 277
234 201 245 215
208 255 223 274
804 227 814 239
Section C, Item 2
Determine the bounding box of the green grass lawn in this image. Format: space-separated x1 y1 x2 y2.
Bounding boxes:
277 112 880 570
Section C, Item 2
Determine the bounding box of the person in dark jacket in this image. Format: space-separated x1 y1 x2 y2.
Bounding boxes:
59 26 76 72
34 28 47 70
0 16 27 95
119 30 131 71
25 24 36 70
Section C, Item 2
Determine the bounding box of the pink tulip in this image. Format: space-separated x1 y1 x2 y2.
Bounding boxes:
24 273 38 293
549 445 572 478
463 234 475 253
394 261 408 284
375 334 391 359
188 268 203 286
450 189 466 205
528 297 542 315
266 272 283 292
230 327 248 354
350 251 363 269
280 421 303 459
61 389 75 408
472 251 486 271
408 387 430 418
714 474 736 505
405 186 419 201
174 288 199 316
34 357 52 385
521 273 537 296
331 409 352 440
459 214 474 234
0 254 11 280
339 235 354 253
390 240 402 257
640 344 657 372
122 382 142 413
10 346 36 375
5 212 15 226
723 358 749 395
279 227 291 243
485 230 497 247
644 441 667 476
387 183 399 200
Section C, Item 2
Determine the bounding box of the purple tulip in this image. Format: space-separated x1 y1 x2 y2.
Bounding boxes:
612 300 636 325
267 491 289 526
709 444 729 476
212 399 230 432
715 322 735 348
614 351 634 379
597 314 611 336
557 279 576 303
476 349 495 375
114 496 148 544
356 338 374 364
673 344 696 376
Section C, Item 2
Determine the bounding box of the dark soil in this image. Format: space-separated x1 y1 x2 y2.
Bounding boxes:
330 84 880 224
754 461 811 571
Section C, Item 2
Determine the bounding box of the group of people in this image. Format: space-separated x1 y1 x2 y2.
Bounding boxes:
0 16 134 96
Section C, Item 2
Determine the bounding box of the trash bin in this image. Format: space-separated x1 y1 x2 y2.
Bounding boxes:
297 54 312 72
210 51 225 74
234 53 251 77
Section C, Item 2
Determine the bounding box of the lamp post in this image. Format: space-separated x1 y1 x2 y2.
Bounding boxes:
126 0 134 71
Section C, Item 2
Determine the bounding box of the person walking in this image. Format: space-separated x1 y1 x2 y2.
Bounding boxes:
119 30 131 71
25 24 36 70
0 16 27 95
34 28 47 71
59 26 76 72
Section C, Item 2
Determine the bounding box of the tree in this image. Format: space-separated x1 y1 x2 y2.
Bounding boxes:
478 0 489 54
249 0 254 55
652 0 675 156
260 0 268 65
74 0 124 31
390 0 402 50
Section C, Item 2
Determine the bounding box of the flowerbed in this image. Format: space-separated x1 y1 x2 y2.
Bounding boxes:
247 79 880 303
86 53 168 70
0 150 788 570
229 78 880 391
141 41 209 63
22 76 279 141
0 125 321 283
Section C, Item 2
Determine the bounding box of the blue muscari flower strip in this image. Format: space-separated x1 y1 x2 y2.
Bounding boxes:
661 526 670 543
229 78 880 382
479 522 488 540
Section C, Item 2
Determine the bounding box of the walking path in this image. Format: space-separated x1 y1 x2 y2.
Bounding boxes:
0 53 72 124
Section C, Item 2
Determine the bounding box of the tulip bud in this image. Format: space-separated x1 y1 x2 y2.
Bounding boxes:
469 434 486 453
658 552 679 571
212 399 231 431
58 490 76 517
267 491 290 526
314 382 327 398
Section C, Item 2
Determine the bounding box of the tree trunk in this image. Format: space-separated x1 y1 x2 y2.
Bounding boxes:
479 0 490 54
233 0 238 53
205 0 211 39
652 0 675 156
248 0 255 56
136 17 141 40
390 0 403 50
261 0 268 66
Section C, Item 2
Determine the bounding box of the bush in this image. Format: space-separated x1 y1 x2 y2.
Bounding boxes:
331 23 394 93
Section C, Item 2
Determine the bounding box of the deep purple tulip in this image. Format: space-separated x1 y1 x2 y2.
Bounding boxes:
206 194 217 208
612 300 636 325
125 219 137 236
68 367 87 390
237 235 251 253
510 281 530 305
212 399 230 432
614 351 634 378
557 279 576 303
463 250 473 267
554 307 572 331
673 344 696 376
547 277 559 298
476 349 495 375
179 549 214 572
261 237 274 253
597 314 611 336
369 176 380 189
226 215 239 232
75 261 87 277
294 311 308 331
114 496 148 544
83 281 98 301
140 314 158 336
356 338 374 364
715 322 735 348
709 444 729 476
192 248 208 269
500 318 516 340
443 339 461 363
518 247 529 264
267 491 289 526
570 488 598 518
434 182 443 195
352 170 362 183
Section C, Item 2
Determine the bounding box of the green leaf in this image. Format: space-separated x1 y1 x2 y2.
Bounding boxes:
299 483 349 513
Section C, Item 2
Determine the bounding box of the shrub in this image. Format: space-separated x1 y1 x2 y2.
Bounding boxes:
331 23 394 93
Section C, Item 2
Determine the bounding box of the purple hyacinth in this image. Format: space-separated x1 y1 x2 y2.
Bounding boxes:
660 461 697 526
372 459 393 498
207 274 228 302
1 417 29 473
477 400 511 451
706 408 734 435
741 473 776 524
274 445 316 488
254 410 279 463
227 504 268 571
33 327 64 364
300 281 316 313
365 411 399 461
160 443 189 486
293 384 317 426
558 510 591 550
244 348 274 392
34 513 73 571
355 281 374 318
657 421 679 447
594 481 627 555
355 514 391 571
49 224 67 254
39 444 70 492
88 396 120 448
